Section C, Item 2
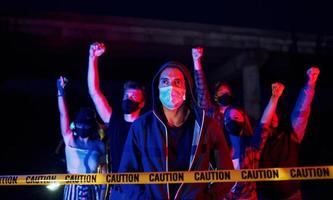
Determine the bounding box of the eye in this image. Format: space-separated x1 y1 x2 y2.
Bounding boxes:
160 78 169 87
175 79 183 87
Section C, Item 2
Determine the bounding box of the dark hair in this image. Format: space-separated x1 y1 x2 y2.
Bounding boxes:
73 107 100 139
74 107 97 124
123 81 146 100
214 81 232 97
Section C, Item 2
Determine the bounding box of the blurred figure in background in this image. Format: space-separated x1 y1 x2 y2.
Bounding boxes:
256 67 320 200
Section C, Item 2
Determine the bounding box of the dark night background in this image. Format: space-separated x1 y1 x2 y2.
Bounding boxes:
1 0 333 199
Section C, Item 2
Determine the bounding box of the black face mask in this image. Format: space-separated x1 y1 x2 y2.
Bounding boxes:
225 120 244 136
74 123 96 138
75 128 91 138
122 99 140 114
217 94 233 106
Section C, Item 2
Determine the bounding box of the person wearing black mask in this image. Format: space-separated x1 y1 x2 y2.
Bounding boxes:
57 76 106 200
192 47 233 123
192 47 259 199
222 106 257 199
87 42 146 197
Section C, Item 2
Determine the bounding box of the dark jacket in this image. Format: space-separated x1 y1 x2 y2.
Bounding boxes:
112 61 234 200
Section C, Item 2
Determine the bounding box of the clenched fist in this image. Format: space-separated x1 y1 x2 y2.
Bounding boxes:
89 42 106 58
307 66 320 87
271 82 285 98
192 47 203 61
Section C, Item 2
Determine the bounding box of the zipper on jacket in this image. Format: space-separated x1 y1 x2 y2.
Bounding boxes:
153 111 170 200
174 110 205 199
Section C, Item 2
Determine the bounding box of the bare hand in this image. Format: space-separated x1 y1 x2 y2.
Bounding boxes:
89 42 106 57
307 66 320 86
192 47 203 61
272 82 285 98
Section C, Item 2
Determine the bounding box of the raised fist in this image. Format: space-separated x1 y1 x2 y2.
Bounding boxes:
271 82 285 98
307 66 320 86
89 42 106 57
57 76 68 96
192 47 203 61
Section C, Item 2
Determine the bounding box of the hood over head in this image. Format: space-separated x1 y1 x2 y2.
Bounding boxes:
152 61 197 118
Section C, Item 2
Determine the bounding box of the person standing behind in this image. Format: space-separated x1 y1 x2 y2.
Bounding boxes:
192 47 233 122
111 61 234 199
87 42 146 174
256 67 320 200
57 76 106 200
192 47 258 199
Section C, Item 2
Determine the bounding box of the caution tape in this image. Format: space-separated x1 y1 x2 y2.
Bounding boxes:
0 166 332 186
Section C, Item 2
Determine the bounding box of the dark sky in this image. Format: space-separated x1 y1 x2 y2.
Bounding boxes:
1 0 332 34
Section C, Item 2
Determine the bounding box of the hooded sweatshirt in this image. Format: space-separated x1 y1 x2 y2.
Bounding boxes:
111 61 234 200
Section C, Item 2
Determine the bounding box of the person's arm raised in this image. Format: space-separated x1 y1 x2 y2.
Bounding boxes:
88 42 112 123
57 76 72 145
192 47 215 109
291 67 320 143
260 82 285 128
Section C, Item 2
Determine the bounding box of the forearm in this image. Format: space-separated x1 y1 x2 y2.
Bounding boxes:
291 84 315 142
193 66 214 109
88 56 112 123
57 95 70 138
88 56 101 95
260 96 279 127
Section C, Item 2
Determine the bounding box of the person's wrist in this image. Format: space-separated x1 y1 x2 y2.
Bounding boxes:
306 81 316 89
193 60 202 70
89 54 98 60
57 90 65 97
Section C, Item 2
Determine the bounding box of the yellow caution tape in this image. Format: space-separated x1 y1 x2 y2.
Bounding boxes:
0 166 332 186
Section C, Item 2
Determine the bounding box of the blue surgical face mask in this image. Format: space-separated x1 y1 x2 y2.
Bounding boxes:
159 86 186 110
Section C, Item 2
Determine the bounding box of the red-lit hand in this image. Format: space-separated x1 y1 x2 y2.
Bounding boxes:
307 66 320 87
89 42 106 57
272 82 285 98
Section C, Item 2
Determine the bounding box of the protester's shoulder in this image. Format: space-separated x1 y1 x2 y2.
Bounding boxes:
132 111 155 127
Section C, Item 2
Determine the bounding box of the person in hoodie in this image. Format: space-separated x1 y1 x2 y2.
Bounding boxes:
111 61 234 200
